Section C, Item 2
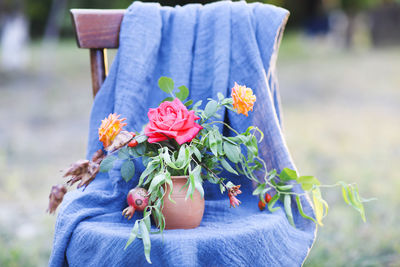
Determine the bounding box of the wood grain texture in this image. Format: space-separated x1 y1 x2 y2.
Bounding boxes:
71 9 122 96
70 9 125 49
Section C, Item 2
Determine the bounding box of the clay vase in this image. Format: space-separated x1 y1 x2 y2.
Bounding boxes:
162 176 205 229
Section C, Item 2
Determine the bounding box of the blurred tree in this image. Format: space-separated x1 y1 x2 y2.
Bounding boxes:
44 0 68 41
1 0 389 40
24 0 53 37
0 0 29 71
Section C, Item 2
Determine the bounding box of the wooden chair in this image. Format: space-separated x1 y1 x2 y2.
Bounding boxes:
70 9 125 97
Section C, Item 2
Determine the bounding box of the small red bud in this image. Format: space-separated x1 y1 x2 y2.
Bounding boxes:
258 200 266 211
130 132 136 137
128 140 138 147
265 193 272 203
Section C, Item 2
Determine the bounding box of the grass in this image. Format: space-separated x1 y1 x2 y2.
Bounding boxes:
279 32 400 266
0 33 399 266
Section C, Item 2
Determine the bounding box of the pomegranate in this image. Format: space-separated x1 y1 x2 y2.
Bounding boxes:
122 187 149 220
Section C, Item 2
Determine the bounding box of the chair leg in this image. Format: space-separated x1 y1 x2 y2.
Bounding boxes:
90 48 108 97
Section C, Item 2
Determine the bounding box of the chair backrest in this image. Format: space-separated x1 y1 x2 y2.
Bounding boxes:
70 9 125 97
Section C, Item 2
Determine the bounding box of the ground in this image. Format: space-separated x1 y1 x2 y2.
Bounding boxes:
0 33 399 266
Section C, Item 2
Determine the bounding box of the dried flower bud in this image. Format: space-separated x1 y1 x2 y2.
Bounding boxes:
228 185 242 197
64 160 99 189
64 160 90 177
229 194 241 208
91 149 105 164
47 184 67 214
227 184 242 208
106 130 133 152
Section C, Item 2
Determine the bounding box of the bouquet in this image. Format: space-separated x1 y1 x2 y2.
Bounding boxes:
48 77 369 264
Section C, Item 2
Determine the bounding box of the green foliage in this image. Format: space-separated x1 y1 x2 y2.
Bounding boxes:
158 77 174 94
99 155 116 172
121 160 135 182
176 85 189 102
97 77 371 263
280 167 298 181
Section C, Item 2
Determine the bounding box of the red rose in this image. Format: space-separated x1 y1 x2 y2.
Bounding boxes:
144 98 203 145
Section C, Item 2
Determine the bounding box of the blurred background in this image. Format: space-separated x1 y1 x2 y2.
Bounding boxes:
0 0 399 266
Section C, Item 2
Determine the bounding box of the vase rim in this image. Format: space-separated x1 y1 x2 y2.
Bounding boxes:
170 175 189 179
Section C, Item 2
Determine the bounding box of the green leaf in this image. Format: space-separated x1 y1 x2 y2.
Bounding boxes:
148 173 166 194
118 147 130 160
295 195 317 224
312 188 329 226
220 158 238 175
139 220 152 264
135 134 148 144
340 182 350 205
221 98 233 105
252 183 266 196
175 144 189 168
143 213 151 232
209 132 218 157
223 136 238 146
217 92 224 101
121 160 135 182
214 130 223 155
276 184 293 191
192 165 204 198
191 146 202 161
339 182 366 222
164 172 175 204
280 168 298 182
284 194 295 227
99 156 117 172
219 183 225 194
245 136 258 161
128 147 140 158
192 100 202 110
298 176 321 191
268 194 281 212
160 97 174 104
142 156 152 167
134 143 147 156
139 160 159 186
158 77 174 94
225 181 235 189
223 142 241 163
244 126 264 142
204 100 218 118
152 206 165 230
162 149 178 169
124 220 139 249
268 169 277 180
185 178 194 200
184 100 193 107
176 85 189 102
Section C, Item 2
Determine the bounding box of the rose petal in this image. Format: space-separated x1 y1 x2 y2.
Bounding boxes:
148 136 169 143
174 123 202 145
180 110 196 129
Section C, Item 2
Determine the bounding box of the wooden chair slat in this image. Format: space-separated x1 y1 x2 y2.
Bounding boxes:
70 9 125 49
70 9 124 97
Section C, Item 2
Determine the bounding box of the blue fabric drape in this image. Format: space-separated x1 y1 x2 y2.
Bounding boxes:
49 2 316 266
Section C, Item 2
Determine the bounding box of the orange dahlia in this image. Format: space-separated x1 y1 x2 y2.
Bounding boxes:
98 113 127 148
231 82 256 116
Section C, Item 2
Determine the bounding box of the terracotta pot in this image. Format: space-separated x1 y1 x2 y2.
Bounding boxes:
162 176 205 229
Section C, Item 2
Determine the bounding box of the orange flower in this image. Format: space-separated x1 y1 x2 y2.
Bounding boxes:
98 113 127 148
231 82 256 116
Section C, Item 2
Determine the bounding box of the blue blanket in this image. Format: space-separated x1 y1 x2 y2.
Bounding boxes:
49 2 316 266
